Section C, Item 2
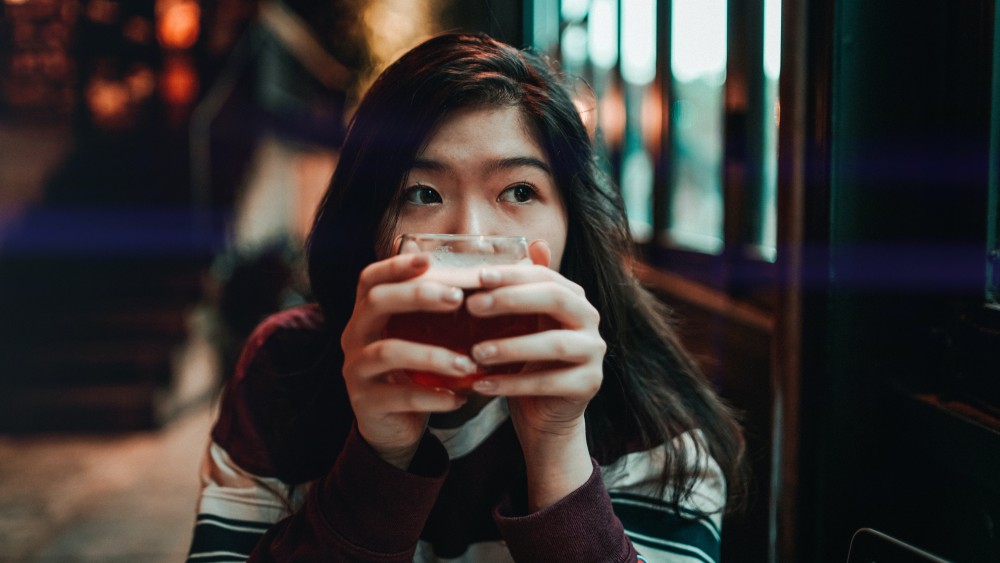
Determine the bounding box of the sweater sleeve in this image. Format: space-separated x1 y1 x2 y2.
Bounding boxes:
187 426 449 563
494 431 727 563
494 459 639 562
247 425 450 562
187 306 451 562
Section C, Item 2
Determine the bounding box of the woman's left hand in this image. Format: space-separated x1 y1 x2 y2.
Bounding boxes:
464 241 606 511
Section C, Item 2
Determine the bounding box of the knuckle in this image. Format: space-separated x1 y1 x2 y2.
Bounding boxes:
426 347 443 368
415 280 438 303
371 340 394 363
358 263 378 288
551 333 573 357
404 389 426 411
554 289 573 313
587 305 601 327
341 358 357 379
492 291 514 310
583 372 602 395
341 322 365 354
367 284 388 305
570 365 603 395
359 294 384 318
347 384 369 407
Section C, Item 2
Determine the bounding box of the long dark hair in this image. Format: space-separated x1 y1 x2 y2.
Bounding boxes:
307 33 746 513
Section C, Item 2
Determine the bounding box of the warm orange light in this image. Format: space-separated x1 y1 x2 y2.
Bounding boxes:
123 16 154 45
156 0 200 50
569 79 598 141
160 56 198 106
599 81 626 150
641 84 663 152
87 79 130 123
358 0 443 95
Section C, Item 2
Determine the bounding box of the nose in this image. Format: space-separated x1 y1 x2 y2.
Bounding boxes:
447 199 491 235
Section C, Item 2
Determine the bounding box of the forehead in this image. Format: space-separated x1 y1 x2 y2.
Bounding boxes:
416 105 548 165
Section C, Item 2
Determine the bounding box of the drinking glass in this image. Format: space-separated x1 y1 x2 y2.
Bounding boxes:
384 234 542 392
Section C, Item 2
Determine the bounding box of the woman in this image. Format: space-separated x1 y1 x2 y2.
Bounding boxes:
188 33 746 562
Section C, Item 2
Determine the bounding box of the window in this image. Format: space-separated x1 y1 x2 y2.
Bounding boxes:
668 0 727 254
620 0 657 242
536 0 781 302
760 0 781 262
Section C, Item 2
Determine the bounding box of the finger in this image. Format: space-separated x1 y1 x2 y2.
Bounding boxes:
366 278 465 316
465 282 600 329
470 364 603 399
396 235 419 255
471 330 604 366
528 239 551 267
352 279 465 342
356 252 431 300
357 380 469 413
347 339 477 381
478 263 585 297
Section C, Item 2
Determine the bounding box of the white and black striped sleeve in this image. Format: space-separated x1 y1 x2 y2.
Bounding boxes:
187 442 305 562
601 431 727 563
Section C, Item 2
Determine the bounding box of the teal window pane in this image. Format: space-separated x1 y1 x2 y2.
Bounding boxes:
620 0 657 241
759 0 782 262
668 0 727 254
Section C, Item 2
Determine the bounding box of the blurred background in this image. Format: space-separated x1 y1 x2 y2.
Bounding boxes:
0 0 998 561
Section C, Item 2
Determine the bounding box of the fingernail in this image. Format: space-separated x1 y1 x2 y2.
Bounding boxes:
472 343 497 362
412 254 429 268
454 356 476 374
442 287 463 304
472 379 497 393
480 268 501 286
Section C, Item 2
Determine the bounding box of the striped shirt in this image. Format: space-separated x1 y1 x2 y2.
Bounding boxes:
187 305 726 562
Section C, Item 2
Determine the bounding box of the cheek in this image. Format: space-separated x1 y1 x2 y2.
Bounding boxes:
546 235 566 270
376 212 404 259
536 217 568 270
392 215 438 242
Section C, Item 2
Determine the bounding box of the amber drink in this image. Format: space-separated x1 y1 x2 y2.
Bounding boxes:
384 234 542 392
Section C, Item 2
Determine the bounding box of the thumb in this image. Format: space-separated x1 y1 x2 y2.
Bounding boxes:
528 239 551 267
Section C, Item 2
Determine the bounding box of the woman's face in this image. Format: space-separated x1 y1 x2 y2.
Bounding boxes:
391 105 568 269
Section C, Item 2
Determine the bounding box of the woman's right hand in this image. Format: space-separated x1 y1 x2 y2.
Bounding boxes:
339 252 475 470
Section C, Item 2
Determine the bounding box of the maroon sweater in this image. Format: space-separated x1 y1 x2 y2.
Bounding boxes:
187 304 725 562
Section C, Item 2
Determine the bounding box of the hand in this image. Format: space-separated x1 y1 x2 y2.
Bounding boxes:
464 241 606 509
340 252 475 469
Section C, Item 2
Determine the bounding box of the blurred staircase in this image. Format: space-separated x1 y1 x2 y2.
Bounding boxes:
0 207 222 432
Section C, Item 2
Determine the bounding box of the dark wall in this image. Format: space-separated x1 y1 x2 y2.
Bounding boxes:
797 1 1000 560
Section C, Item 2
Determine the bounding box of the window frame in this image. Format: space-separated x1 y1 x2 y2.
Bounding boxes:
532 0 784 311
642 0 779 311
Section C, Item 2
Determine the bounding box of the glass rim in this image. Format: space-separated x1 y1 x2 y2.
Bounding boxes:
399 233 529 243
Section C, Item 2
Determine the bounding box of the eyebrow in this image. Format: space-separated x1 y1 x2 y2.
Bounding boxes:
409 156 552 175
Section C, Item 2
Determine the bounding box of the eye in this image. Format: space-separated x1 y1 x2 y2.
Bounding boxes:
403 185 443 205
498 183 537 204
